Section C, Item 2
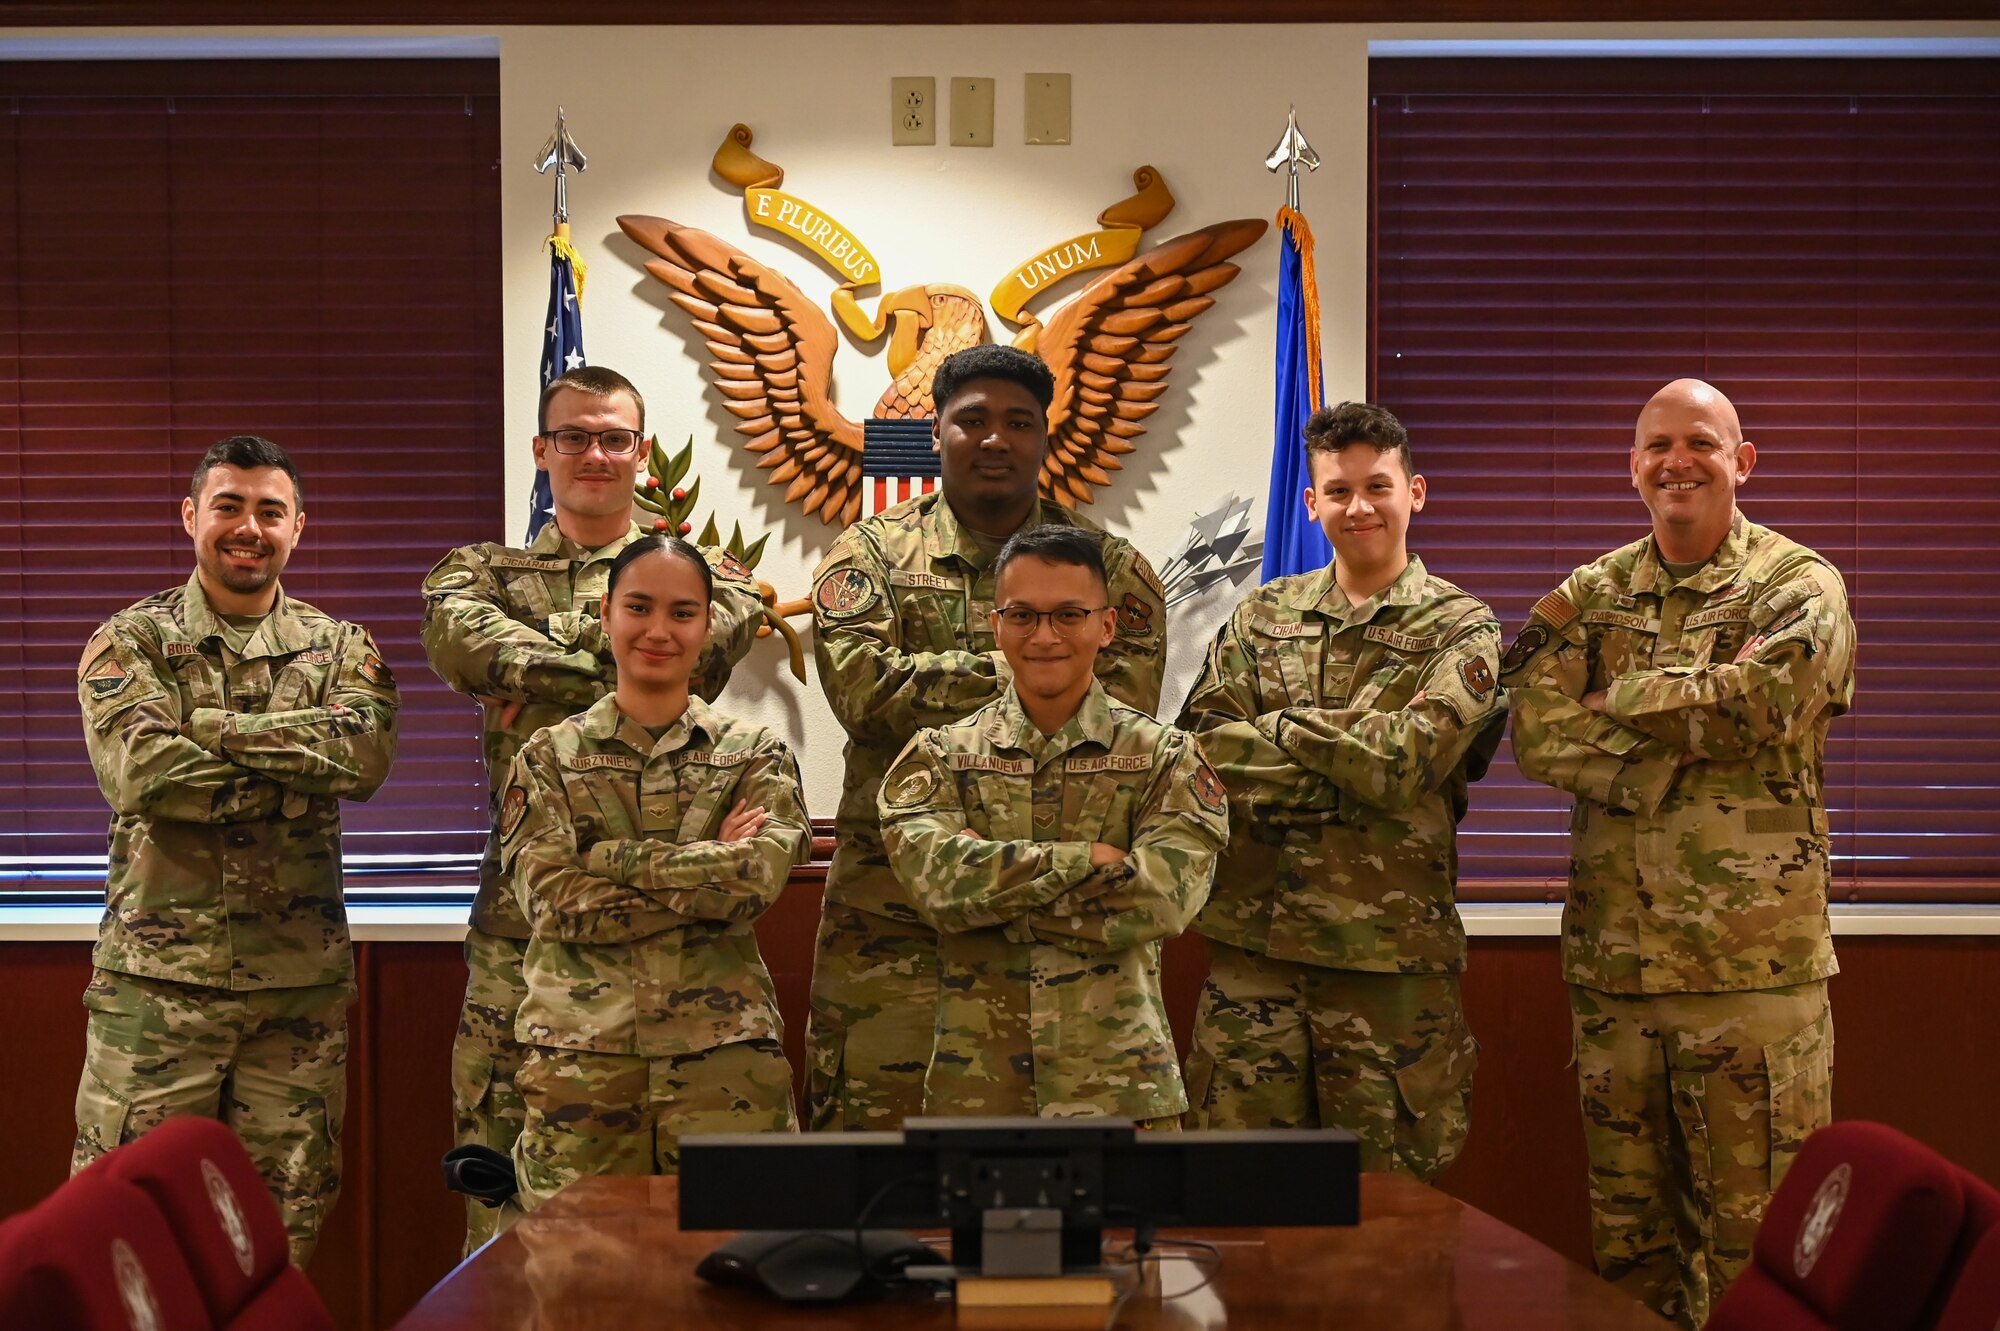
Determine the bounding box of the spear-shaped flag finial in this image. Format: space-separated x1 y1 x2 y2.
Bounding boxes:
534 106 589 230
1264 106 1320 213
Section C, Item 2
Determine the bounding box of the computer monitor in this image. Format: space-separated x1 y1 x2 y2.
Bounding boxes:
680 1117 1358 1277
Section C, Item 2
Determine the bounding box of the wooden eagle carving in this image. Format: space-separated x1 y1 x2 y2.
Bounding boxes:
616 211 1267 528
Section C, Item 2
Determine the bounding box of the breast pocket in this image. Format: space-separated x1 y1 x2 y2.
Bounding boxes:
1588 621 1663 682
1249 625 1323 709
1348 650 1427 714
671 761 744 843
503 570 558 620
267 655 332 712
559 766 637 852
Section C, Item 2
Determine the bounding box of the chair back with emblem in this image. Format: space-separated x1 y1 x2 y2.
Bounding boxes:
1920 1169 2000 1331
0 1170 214 1331
1705 1121 1968 1331
97 1115 332 1330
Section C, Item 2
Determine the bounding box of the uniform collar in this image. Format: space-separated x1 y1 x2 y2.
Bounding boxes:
921 492 1081 568
529 518 644 564
981 678 1116 761
1635 509 1749 596
180 571 317 658
1289 554 1430 627
580 691 717 756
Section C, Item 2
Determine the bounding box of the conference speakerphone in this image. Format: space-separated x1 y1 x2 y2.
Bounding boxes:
681 1118 1360 1306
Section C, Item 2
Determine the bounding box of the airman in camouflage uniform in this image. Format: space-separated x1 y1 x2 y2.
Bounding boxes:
500 536 808 1208
1178 402 1502 1180
808 347 1166 1130
422 367 763 1248
1504 379 1856 1328
879 527 1223 1121
72 436 398 1268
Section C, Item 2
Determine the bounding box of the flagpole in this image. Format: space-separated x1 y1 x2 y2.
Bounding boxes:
1259 107 1331 583
525 109 590 541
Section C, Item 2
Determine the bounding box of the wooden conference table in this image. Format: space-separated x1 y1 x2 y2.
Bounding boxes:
393 1173 1672 1330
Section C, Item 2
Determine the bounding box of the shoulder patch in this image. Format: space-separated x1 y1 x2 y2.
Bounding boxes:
1459 654 1495 702
1189 758 1227 817
1116 592 1155 639
814 567 881 622
499 785 529 841
715 552 755 584
1531 589 1578 630
427 568 476 595
358 652 395 688
883 759 939 810
1500 623 1550 677
82 651 130 698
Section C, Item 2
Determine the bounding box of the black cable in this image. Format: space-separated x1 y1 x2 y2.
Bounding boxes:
852 1170 939 1283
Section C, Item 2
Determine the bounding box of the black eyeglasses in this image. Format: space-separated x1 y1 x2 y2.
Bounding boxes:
545 428 641 456
994 605 1109 635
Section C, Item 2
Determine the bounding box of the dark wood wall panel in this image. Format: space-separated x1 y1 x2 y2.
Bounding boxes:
4 906 1996 1330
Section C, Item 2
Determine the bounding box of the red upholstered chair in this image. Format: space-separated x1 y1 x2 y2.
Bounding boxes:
0 1171 214 1331
1931 1222 2000 1331
1921 1170 2000 1331
1705 1121 1969 1331
96 1114 335 1331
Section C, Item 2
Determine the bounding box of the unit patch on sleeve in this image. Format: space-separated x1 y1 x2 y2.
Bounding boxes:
1190 759 1227 817
1459 654 1495 702
814 567 881 622
1500 624 1550 677
1117 592 1154 638
499 785 529 842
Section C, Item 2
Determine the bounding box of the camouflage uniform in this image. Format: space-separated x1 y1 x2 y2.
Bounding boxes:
1176 557 1502 1179
501 692 810 1210
807 492 1166 1130
1503 511 1855 1329
878 681 1225 1121
72 573 399 1266
420 522 762 1245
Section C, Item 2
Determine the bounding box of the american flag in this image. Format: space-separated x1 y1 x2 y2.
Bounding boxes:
525 236 586 541
861 417 940 518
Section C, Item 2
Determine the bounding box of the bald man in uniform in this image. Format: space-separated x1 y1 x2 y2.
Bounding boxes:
1502 379 1856 1327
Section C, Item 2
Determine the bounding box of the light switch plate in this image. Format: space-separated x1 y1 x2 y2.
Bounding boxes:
950 76 994 148
891 76 936 146
1024 73 1071 145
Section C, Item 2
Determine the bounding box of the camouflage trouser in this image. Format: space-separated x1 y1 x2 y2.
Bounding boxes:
451 928 531 1254
1571 981 1833 1330
1184 942 1478 1182
804 903 938 1132
70 967 351 1269
512 1038 798 1211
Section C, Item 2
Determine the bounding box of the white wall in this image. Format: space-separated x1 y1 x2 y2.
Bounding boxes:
498 24 1380 807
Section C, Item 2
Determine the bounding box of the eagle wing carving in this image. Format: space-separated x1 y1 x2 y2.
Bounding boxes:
1032 218 1269 507
618 214 866 526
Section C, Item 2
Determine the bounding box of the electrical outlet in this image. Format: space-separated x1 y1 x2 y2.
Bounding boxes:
950 76 994 148
1024 73 1071 145
891 76 935 146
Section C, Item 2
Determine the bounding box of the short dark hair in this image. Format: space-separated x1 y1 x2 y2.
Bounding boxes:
993 525 1107 596
1304 401 1414 478
605 534 713 603
539 365 645 435
189 435 302 505
932 345 1056 416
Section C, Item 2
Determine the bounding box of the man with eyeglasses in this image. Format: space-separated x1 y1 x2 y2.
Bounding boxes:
878 525 1223 1121
806 345 1167 1131
420 365 766 1252
1178 401 1504 1181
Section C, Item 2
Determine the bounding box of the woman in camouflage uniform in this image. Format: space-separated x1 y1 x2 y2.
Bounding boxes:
500 536 810 1208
